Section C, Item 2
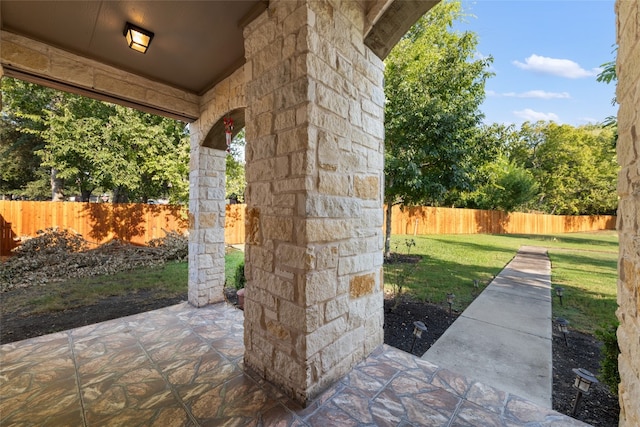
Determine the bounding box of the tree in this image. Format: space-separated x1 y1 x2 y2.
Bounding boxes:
383 0 493 256
463 154 538 212
0 78 54 199
510 122 618 215
226 128 246 202
2 78 190 203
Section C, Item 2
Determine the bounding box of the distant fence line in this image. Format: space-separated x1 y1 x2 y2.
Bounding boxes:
0 201 615 256
387 205 616 235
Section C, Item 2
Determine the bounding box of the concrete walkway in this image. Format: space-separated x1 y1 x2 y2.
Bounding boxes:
422 245 553 408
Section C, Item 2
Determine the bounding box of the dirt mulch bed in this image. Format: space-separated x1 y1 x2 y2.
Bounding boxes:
0 288 187 343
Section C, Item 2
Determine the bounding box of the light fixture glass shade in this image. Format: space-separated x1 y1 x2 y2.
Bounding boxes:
124 23 154 54
413 321 427 339
572 368 598 393
556 317 569 333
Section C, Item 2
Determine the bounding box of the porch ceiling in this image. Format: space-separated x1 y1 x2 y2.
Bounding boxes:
0 0 267 95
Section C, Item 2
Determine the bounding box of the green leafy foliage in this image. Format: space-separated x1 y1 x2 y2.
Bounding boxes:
234 262 246 290
1 77 190 203
226 129 246 201
512 122 618 215
594 323 620 395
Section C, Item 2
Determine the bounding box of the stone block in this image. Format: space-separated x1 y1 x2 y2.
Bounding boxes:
306 317 347 356
277 126 309 154
262 215 294 242
278 299 306 332
291 150 315 176
338 253 374 275
276 243 315 270
273 176 314 193
2 40 49 72
316 83 349 117
325 294 349 321
304 195 361 218
303 218 353 242
354 175 380 200
318 171 350 196
303 270 338 304
349 272 376 299
316 244 339 269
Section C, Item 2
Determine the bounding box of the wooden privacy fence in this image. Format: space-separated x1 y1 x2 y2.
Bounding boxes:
0 201 246 255
388 205 616 235
1 201 615 256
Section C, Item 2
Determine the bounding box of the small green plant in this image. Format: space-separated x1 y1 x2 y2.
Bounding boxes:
404 239 416 255
234 262 246 290
390 263 418 309
595 322 620 395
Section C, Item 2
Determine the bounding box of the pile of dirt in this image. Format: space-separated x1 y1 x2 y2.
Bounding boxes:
0 228 187 292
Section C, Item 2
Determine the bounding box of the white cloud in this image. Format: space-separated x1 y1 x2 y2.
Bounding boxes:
491 90 570 99
513 108 559 122
512 90 570 99
513 54 600 78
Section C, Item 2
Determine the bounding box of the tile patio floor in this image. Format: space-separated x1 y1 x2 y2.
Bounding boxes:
0 302 588 426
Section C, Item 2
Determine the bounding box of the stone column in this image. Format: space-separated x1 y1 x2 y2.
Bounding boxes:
615 1 640 426
188 132 227 307
243 0 385 404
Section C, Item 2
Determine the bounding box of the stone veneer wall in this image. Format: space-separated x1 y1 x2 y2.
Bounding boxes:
616 2 640 426
188 67 246 307
242 0 385 404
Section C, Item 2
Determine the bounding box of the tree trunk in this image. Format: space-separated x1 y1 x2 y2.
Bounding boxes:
112 186 129 203
80 188 92 202
384 202 393 258
50 168 64 201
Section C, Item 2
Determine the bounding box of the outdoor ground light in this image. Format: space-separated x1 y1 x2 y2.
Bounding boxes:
556 317 570 346
124 22 154 53
410 321 427 354
446 293 455 315
571 368 599 415
473 279 480 294
556 286 564 306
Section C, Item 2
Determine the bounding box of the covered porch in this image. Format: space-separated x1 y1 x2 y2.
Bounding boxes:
0 302 586 426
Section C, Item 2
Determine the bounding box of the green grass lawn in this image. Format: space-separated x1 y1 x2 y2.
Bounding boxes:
386 231 618 334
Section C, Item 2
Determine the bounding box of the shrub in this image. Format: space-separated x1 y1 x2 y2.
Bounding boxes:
234 262 246 290
595 322 620 395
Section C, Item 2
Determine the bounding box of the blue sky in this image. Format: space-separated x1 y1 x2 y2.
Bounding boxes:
455 0 617 127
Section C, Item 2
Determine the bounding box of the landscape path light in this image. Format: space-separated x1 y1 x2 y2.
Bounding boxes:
446 293 455 315
410 321 427 354
555 286 564 306
556 317 569 346
571 368 599 416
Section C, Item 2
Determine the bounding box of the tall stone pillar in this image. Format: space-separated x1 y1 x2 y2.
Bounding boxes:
615 1 640 426
188 134 227 307
243 0 385 404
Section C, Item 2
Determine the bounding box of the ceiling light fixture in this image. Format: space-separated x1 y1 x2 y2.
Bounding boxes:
123 22 154 54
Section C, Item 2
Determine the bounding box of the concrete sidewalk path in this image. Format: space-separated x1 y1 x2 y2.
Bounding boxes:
422 245 553 408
